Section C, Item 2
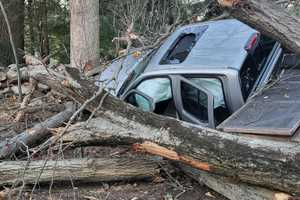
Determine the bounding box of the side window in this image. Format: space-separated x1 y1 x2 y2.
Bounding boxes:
240 35 276 99
180 77 229 125
126 77 177 118
160 33 196 65
125 91 154 112
181 81 209 123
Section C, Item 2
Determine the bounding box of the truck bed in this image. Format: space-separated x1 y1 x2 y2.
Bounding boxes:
218 69 300 137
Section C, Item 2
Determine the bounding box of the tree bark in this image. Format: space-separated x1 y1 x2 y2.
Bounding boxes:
0 102 76 159
70 0 100 72
217 0 300 55
27 0 35 55
0 157 159 186
181 165 292 200
35 73 300 196
0 0 24 67
39 0 49 59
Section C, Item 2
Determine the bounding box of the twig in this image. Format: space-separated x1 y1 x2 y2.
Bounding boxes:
0 0 22 102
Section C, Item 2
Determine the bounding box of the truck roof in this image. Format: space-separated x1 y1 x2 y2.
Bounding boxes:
144 19 258 74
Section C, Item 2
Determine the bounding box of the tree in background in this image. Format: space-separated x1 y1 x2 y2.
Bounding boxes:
70 0 100 72
39 0 50 59
0 0 24 67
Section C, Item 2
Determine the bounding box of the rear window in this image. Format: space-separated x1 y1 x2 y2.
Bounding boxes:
240 35 276 99
160 25 208 65
160 33 196 65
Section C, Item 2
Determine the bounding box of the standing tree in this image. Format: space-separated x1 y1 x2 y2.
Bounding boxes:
0 0 24 67
39 0 49 59
70 0 100 72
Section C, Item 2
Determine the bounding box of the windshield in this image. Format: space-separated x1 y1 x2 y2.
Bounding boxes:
117 49 157 96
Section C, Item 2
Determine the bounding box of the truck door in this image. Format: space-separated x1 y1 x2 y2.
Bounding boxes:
122 77 178 119
171 75 215 128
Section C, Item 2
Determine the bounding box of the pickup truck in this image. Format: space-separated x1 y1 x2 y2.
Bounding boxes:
99 19 296 130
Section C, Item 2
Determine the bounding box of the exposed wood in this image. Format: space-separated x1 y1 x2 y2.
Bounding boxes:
181 165 292 200
34 72 300 195
217 0 300 55
134 142 211 171
0 102 75 159
0 157 159 186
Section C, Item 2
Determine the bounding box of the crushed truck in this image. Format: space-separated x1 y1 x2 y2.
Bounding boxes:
99 19 300 137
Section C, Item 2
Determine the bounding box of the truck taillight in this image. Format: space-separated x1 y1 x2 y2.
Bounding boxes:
245 33 259 51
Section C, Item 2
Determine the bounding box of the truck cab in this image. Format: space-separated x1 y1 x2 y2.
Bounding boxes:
100 19 283 128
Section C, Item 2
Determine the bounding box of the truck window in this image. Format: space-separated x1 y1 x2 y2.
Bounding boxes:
125 91 153 112
134 78 177 118
182 78 230 124
160 33 196 65
240 35 276 99
181 81 209 123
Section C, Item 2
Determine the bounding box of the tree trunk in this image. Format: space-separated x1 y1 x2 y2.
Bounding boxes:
217 0 300 55
34 73 300 196
70 0 100 72
39 0 49 59
181 165 292 200
0 158 159 186
0 0 24 67
27 0 35 55
0 102 76 159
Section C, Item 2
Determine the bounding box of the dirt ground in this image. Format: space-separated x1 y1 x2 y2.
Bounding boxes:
19 179 226 200
0 93 228 200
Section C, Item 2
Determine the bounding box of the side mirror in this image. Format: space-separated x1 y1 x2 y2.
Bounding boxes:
281 54 300 68
122 90 155 112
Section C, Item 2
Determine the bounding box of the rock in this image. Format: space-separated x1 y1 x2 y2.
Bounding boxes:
6 66 29 81
11 83 32 95
27 65 48 77
37 83 49 91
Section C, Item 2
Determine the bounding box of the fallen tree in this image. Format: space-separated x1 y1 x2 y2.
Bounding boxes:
0 102 76 159
34 73 300 196
181 165 293 200
217 0 300 55
0 157 159 186
60 121 298 200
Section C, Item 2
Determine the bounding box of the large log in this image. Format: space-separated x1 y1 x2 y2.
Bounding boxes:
181 165 292 200
0 102 76 159
217 0 300 55
0 157 159 186
61 123 294 200
35 74 300 196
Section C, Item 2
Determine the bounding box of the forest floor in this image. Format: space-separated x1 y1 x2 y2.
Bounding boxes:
0 85 227 200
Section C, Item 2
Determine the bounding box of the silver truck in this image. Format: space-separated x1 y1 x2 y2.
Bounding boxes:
99 19 294 129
